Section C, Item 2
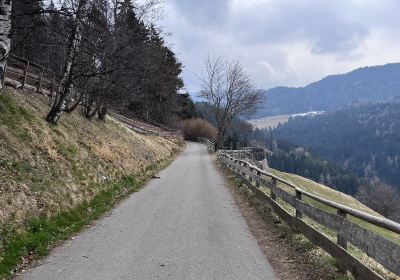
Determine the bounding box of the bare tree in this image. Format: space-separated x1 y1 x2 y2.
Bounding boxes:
356 180 400 222
0 0 12 91
199 56 263 148
46 0 90 124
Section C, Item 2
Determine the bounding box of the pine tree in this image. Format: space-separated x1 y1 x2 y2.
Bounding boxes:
11 0 45 62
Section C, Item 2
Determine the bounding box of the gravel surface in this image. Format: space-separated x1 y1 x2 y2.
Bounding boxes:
17 142 276 280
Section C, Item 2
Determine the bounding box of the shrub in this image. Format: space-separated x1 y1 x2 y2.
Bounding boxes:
181 118 218 141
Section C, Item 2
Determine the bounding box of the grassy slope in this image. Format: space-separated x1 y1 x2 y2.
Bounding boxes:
0 88 182 230
0 88 183 278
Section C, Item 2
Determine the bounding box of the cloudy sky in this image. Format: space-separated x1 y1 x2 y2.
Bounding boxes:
160 0 400 93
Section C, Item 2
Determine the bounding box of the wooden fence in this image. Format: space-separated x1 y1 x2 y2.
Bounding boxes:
217 150 400 280
5 54 182 139
198 138 400 279
198 137 215 152
109 112 182 139
5 54 56 94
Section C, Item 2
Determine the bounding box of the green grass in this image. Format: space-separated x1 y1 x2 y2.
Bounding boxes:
269 169 400 244
58 144 79 159
0 93 36 127
0 158 173 280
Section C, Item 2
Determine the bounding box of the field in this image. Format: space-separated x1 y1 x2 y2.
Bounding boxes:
248 114 291 129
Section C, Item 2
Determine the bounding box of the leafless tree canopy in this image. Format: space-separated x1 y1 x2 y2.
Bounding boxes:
2 0 191 125
199 56 263 147
356 180 400 222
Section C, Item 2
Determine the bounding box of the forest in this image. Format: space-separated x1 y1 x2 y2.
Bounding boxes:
247 130 365 195
255 63 400 117
1 0 195 125
271 101 400 191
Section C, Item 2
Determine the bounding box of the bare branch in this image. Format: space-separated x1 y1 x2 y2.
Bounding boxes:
199 56 264 147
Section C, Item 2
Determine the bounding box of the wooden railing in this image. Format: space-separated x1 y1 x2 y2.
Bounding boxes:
5 54 182 139
198 137 215 152
5 54 57 94
109 112 182 139
217 150 400 279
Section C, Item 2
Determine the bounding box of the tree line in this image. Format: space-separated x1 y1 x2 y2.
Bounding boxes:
271 101 400 191
0 0 193 125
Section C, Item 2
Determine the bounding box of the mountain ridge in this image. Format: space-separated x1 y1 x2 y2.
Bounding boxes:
256 62 400 117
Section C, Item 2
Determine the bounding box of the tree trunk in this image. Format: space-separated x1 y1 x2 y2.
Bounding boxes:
0 0 12 92
97 105 107 121
46 0 88 124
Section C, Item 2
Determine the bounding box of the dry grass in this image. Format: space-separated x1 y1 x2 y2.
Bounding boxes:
267 168 400 279
0 88 183 229
248 114 291 129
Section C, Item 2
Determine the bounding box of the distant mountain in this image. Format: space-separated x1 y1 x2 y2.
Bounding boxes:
256 63 400 117
271 101 400 191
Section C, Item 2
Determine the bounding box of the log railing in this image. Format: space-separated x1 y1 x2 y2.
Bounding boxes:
5 54 57 94
5 54 182 139
206 144 400 280
109 112 182 139
198 137 215 152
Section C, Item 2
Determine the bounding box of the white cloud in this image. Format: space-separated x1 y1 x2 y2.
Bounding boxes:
161 0 400 93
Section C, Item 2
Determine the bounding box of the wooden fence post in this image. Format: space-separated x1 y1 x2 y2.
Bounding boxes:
22 61 30 90
295 189 303 219
256 171 261 188
37 67 44 93
337 209 348 273
242 162 247 177
271 178 277 200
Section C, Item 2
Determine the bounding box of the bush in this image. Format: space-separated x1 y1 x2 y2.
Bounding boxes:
181 118 218 141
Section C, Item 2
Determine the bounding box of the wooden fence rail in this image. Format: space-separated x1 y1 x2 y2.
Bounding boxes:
197 139 400 280
217 150 400 279
198 137 215 152
5 54 57 94
5 54 182 139
109 112 182 139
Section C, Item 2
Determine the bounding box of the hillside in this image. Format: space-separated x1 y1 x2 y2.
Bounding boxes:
256 63 400 117
271 101 400 192
268 168 400 246
0 88 182 229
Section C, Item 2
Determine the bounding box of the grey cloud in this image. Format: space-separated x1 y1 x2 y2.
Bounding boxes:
171 0 230 25
162 0 400 92
229 0 369 55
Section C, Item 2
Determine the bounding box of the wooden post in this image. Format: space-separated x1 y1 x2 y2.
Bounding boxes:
337 209 348 274
242 162 247 177
295 189 303 219
337 209 347 249
271 178 277 200
256 171 261 188
22 61 30 90
37 67 44 93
